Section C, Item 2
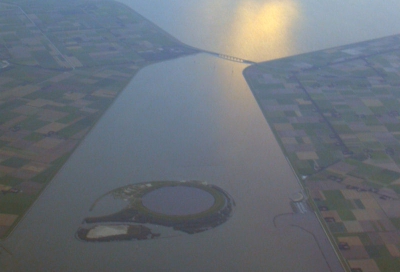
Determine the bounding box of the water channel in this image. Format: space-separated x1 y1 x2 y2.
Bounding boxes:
2 0 400 271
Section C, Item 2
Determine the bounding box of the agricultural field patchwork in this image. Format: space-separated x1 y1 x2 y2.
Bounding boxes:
0 0 197 238
244 35 400 271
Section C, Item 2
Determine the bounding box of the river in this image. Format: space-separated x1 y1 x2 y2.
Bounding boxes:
2 0 400 271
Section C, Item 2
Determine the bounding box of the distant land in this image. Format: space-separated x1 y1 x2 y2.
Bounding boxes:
0 0 197 238
244 34 400 272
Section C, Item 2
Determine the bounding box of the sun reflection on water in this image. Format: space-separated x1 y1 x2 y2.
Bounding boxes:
225 0 301 61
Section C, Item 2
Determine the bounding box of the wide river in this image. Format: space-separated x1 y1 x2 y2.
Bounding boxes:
2 0 400 271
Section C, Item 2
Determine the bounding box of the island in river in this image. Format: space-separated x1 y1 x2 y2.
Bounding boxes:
76 180 235 241
244 34 400 272
0 0 198 238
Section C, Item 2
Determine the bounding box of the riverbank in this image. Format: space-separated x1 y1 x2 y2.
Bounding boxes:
244 33 400 272
0 0 198 239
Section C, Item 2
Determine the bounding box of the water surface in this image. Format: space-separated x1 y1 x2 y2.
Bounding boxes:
3 54 333 271
142 186 215 216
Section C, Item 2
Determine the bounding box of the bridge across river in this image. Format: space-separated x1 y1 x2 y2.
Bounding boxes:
204 51 256 64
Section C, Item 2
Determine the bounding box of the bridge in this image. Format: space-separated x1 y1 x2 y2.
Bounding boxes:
205 51 256 64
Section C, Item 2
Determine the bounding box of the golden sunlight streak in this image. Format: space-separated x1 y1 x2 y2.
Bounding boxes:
226 0 300 61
